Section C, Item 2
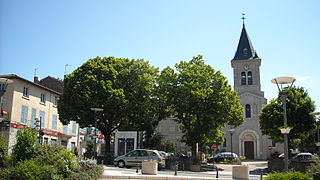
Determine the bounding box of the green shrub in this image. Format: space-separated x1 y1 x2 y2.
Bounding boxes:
0 167 15 180
33 144 65 165
12 128 38 164
15 159 43 180
1 130 103 179
264 171 310 180
78 158 97 169
66 171 92 180
307 159 320 179
42 165 64 180
14 159 64 180
85 165 103 179
4 155 14 168
65 165 103 180
164 140 176 154
86 142 94 153
53 149 79 177
0 133 8 168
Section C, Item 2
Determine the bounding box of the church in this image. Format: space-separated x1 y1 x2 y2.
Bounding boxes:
222 19 283 160
158 18 284 160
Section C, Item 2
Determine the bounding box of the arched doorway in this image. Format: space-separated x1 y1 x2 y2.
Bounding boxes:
239 130 260 160
243 134 255 159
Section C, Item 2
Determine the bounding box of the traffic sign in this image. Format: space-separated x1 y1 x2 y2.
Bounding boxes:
212 143 217 149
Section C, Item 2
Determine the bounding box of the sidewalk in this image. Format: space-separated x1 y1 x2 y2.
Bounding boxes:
98 161 267 180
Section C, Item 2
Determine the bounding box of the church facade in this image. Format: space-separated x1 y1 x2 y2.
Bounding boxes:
222 22 283 160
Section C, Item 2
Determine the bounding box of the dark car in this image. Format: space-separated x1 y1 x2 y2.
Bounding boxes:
207 152 238 163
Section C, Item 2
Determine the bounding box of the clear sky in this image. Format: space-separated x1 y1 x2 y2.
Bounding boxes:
1 0 319 110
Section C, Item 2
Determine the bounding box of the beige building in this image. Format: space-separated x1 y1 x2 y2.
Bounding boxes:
222 23 283 159
157 118 189 154
0 74 79 153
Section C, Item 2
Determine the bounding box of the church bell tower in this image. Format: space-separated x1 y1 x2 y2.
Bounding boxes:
231 19 264 97
225 15 271 160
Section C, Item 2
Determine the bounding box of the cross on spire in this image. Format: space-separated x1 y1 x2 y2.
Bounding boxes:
232 13 259 60
242 13 246 26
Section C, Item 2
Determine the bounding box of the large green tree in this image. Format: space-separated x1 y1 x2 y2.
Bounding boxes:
58 56 161 153
158 55 243 155
259 86 316 151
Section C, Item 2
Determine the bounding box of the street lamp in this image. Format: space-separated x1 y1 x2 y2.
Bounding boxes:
228 128 235 159
90 107 103 160
310 112 320 151
0 78 13 119
0 78 13 98
34 118 43 144
271 76 296 172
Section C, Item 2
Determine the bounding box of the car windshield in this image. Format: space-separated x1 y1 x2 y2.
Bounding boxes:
213 153 237 158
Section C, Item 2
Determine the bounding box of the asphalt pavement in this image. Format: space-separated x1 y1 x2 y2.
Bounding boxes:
98 161 267 180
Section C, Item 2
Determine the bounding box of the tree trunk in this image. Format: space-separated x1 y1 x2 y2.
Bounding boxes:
191 143 196 157
103 132 112 155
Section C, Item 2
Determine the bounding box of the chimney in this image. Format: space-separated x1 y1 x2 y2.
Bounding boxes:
34 76 39 83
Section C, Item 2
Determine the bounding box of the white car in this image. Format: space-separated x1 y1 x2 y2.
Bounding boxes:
290 153 318 163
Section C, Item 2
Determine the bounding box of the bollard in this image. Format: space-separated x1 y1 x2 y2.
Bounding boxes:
216 167 219 178
101 160 104 165
136 163 139 173
174 161 177 176
260 169 263 180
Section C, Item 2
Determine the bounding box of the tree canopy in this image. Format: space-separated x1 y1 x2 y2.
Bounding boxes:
58 56 161 152
158 55 244 155
259 86 316 150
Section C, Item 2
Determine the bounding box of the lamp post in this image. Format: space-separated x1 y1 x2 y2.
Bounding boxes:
90 107 103 160
35 118 43 144
228 128 235 159
0 78 13 119
310 112 320 152
271 76 296 172
0 78 13 98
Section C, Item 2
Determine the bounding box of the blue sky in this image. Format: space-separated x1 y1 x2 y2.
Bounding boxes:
1 0 319 110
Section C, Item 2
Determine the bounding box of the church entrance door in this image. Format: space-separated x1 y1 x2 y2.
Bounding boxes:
244 141 254 159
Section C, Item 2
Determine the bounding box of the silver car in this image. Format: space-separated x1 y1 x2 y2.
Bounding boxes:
290 152 318 163
113 149 165 169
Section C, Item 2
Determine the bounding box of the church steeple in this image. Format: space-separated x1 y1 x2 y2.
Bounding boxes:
232 15 259 60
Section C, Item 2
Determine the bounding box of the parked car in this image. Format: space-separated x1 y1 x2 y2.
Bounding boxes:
167 152 175 156
159 151 168 158
113 149 165 169
207 152 238 163
289 153 318 163
278 152 299 159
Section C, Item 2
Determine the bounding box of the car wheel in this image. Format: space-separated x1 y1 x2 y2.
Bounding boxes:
118 160 125 168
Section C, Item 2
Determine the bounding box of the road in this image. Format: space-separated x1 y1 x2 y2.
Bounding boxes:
99 161 267 180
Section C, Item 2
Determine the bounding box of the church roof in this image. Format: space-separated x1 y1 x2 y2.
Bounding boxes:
232 24 259 60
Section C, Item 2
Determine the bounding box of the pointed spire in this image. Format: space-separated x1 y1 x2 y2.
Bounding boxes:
232 14 259 60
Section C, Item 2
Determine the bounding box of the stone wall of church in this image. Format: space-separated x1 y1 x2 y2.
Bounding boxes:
223 55 284 160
